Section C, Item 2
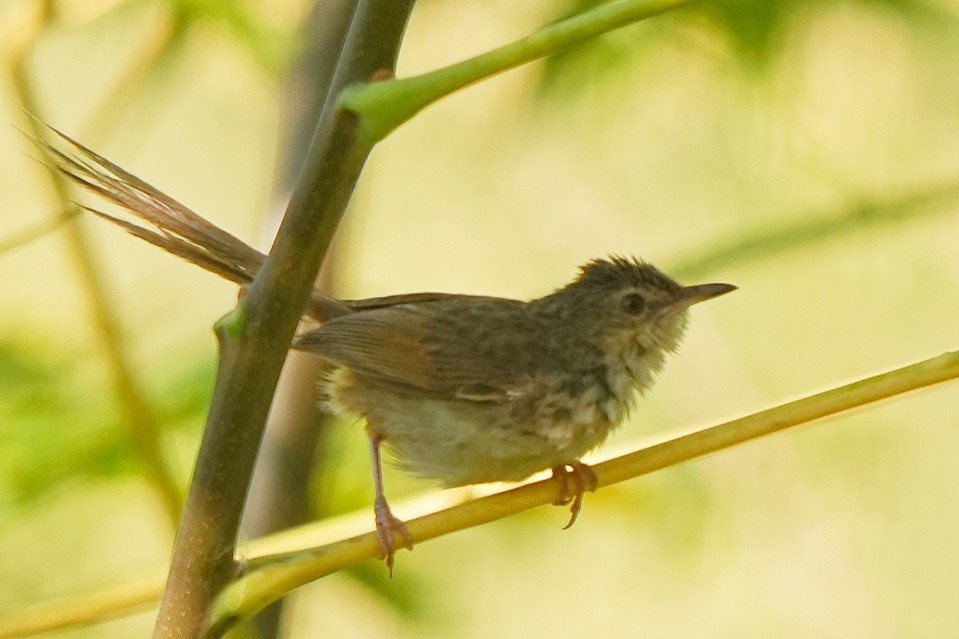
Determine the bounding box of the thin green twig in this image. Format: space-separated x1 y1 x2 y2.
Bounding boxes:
2 350 955 638
340 0 693 142
0 576 163 639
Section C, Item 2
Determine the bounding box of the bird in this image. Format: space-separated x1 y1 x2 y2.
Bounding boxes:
39 126 735 571
292 257 734 567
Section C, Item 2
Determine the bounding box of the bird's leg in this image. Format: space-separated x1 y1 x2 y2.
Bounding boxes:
551 461 599 529
367 428 413 575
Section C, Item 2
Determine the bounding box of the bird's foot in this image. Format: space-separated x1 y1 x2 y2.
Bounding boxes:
373 496 413 576
551 461 599 529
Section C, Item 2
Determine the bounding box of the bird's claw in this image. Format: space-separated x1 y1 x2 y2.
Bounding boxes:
551 461 599 529
374 497 413 576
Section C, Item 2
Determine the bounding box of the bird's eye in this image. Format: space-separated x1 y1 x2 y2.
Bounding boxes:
621 292 646 314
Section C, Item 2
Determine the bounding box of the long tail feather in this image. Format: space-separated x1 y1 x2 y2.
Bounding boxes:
38 124 265 286
33 121 351 321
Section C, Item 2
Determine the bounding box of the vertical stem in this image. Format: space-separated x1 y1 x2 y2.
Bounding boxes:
152 2 416 637
241 4 361 635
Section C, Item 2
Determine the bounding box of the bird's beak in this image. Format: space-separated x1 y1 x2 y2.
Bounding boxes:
662 282 737 315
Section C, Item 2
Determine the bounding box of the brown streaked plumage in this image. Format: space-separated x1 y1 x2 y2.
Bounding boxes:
39 125 736 572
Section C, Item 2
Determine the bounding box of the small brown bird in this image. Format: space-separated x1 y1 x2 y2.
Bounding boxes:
42 128 735 570
293 259 734 564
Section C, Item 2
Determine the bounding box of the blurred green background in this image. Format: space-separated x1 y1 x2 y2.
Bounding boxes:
1 0 959 637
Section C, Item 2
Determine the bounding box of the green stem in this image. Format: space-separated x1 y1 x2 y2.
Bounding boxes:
340 0 693 142
3 350 956 637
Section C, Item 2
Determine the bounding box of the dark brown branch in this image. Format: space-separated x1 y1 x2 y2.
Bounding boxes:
150 2 417 637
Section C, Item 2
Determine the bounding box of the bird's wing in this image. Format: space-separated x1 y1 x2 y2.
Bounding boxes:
340 292 483 311
293 299 547 402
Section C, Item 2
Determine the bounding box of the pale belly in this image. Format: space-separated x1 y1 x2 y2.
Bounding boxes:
326 371 626 487
379 397 617 486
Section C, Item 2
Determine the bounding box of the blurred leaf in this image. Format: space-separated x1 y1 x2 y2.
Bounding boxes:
345 561 433 620
535 0 666 99
537 0 954 91
697 0 795 69
0 342 129 509
699 0 953 70
165 0 295 72
150 357 215 428
0 342 212 512
866 0 957 24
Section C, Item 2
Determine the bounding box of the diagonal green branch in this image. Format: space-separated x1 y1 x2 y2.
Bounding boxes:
340 0 694 143
2 350 956 638
206 349 959 631
0 575 163 639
